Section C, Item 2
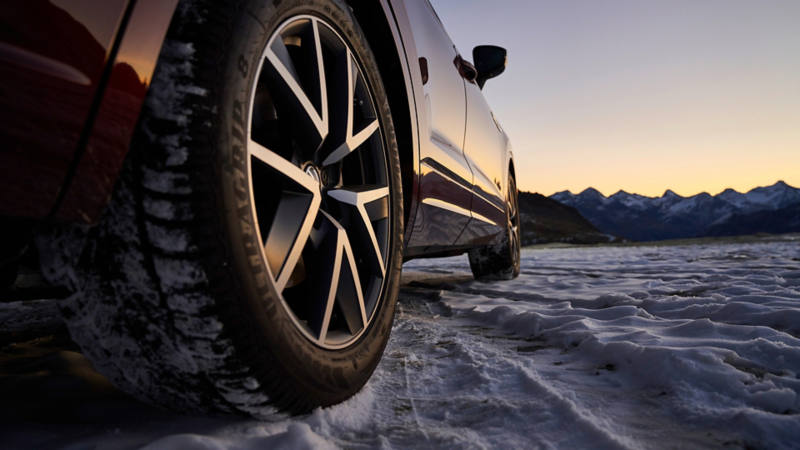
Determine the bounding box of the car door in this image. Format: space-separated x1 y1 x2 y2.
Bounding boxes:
401 0 474 249
457 64 507 246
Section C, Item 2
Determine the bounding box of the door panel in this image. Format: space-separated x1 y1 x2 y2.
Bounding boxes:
0 0 128 218
403 0 472 248
409 162 473 250
457 71 507 245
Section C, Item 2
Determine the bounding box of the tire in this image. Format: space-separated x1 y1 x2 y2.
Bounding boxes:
53 0 403 417
468 173 521 281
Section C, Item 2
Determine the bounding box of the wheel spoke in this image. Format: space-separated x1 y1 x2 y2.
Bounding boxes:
308 211 366 344
333 215 368 336
249 139 321 292
321 52 379 167
324 120 380 167
263 18 328 146
248 16 389 349
327 185 389 276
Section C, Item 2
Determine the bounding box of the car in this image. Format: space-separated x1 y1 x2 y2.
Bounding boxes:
0 0 518 416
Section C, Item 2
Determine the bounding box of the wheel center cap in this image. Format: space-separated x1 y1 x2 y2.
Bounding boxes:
305 165 321 186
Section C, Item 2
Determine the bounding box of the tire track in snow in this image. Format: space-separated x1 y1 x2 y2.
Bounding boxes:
355 289 638 449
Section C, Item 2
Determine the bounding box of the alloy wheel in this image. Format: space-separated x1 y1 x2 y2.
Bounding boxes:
246 16 390 350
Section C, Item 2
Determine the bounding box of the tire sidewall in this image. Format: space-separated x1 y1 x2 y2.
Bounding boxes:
210 0 403 403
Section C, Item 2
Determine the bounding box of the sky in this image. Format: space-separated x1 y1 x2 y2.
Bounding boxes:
429 0 800 198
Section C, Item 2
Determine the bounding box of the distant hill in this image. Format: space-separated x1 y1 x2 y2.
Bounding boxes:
550 181 800 241
517 192 620 245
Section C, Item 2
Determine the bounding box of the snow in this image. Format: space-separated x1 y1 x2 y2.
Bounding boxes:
577 188 608 206
0 299 62 335
745 182 800 210
3 238 800 449
140 30 209 172
663 192 713 216
550 191 575 203
717 188 750 210
608 190 654 210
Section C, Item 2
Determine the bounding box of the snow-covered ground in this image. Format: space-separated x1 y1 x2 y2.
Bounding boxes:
2 238 800 449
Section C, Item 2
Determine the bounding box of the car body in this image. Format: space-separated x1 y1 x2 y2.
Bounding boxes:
0 0 513 262
0 0 517 415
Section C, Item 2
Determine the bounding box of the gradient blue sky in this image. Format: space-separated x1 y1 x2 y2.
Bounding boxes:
430 0 800 197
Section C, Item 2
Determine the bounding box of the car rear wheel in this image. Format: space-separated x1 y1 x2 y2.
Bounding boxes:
50 0 403 416
468 173 521 281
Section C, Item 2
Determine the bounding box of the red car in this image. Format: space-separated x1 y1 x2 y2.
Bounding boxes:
0 0 518 415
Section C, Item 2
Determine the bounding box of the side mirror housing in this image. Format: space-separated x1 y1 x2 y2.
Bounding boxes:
473 45 507 89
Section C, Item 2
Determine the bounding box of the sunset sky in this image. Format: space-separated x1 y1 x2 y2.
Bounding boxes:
431 0 800 198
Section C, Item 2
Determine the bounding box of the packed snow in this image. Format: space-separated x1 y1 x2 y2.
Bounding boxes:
2 237 800 449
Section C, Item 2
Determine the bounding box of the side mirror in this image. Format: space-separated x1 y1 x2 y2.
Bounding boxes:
473 45 507 89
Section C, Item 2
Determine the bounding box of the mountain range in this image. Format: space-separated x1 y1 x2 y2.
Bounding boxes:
550 181 800 241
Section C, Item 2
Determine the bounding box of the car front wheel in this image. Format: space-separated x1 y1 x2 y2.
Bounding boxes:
50 0 403 417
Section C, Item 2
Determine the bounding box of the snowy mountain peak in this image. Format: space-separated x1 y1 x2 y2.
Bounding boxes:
747 180 794 195
610 190 648 200
610 190 653 209
550 190 575 203
662 189 682 199
773 180 790 188
717 188 748 209
579 187 604 197
577 188 608 204
744 180 800 208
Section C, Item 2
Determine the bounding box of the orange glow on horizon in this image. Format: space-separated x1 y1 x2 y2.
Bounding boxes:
512 123 800 197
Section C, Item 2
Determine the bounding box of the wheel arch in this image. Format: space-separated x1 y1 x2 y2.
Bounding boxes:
505 137 516 201
346 0 417 235
508 153 516 186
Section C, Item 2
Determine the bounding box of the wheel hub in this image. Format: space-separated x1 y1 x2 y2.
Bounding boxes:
304 164 322 186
